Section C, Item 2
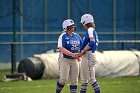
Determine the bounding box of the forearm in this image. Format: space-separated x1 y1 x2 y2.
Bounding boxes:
82 45 90 51
59 47 75 57
80 41 94 56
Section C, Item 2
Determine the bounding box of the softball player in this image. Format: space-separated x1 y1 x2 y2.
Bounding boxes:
56 19 82 93
79 14 100 93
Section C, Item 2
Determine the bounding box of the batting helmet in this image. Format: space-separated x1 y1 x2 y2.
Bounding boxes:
62 19 75 31
80 14 94 25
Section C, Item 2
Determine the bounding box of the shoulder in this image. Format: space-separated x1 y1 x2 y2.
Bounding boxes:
73 33 82 39
73 32 80 37
59 32 66 38
87 27 95 33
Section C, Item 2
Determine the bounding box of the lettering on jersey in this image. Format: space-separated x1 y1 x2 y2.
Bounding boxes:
66 40 80 45
66 41 70 44
71 40 80 50
65 37 69 40
65 40 80 50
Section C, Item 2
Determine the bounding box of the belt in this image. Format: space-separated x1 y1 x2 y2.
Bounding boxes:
63 57 74 59
86 50 94 53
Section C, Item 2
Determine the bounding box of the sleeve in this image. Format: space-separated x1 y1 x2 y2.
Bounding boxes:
88 41 95 47
57 33 65 48
94 31 99 46
77 34 83 46
87 28 96 48
80 37 83 46
88 28 96 42
79 35 83 52
88 28 94 38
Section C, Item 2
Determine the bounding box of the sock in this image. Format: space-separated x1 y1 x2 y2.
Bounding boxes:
56 81 64 93
91 81 100 93
80 83 88 93
70 85 77 93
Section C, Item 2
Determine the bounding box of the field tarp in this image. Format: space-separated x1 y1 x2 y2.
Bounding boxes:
33 50 140 78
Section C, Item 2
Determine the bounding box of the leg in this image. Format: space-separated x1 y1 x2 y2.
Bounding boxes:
80 83 88 93
56 58 70 93
70 85 78 93
69 59 79 93
80 55 89 93
56 81 65 93
88 67 100 93
89 68 100 93
91 80 100 93
88 53 100 93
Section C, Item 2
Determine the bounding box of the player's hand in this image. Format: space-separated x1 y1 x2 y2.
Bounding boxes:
75 54 81 62
72 54 81 61
78 50 85 58
77 53 83 58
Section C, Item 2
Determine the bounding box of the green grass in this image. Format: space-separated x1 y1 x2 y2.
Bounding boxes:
0 69 140 93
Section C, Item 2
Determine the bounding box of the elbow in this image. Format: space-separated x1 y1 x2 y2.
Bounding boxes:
58 47 64 52
88 41 95 47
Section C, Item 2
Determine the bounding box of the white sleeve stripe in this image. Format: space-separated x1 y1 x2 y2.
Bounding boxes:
88 28 94 37
57 33 65 48
57 38 62 48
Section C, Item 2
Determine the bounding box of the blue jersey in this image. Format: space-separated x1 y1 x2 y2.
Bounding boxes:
81 27 99 52
58 32 82 59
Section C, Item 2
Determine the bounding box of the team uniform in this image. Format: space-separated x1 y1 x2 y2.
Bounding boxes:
80 14 101 93
56 19 82 93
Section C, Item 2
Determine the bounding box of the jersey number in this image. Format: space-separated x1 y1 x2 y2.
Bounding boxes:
71 44 78 50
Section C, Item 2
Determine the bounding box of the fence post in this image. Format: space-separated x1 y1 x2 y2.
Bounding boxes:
12 0 16 74
121 42 124 50
11 43 16 74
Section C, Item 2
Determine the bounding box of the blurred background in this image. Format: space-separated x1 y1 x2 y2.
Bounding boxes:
0 0 140 67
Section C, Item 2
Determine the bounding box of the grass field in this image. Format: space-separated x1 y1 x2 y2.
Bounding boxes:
0 69 140 93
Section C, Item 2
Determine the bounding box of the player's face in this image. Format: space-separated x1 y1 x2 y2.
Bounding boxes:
80 23 87 30
82 24 88 29
67 24 76 32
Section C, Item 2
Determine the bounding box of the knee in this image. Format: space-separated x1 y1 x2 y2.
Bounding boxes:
70 80 78 85
89 79 96 84
81 79 88 84
59 79 67 85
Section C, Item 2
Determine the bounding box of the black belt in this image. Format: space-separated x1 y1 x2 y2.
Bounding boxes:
64 57 74 59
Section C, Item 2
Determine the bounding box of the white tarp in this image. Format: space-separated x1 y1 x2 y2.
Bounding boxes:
95 50 140 77
34 50 140 78
34 52 60 79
